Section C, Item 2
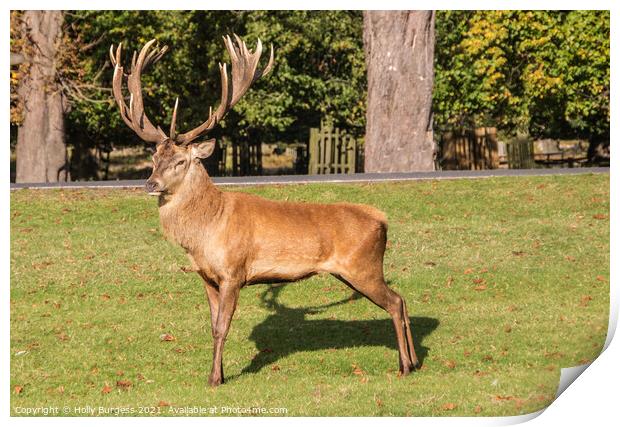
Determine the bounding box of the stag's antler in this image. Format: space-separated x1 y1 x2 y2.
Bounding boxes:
109 35 274 145
110 40 169 143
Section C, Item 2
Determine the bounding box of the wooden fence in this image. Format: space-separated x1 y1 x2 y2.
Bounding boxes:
438 127 499 170
506 136 535 169
308 123 360 174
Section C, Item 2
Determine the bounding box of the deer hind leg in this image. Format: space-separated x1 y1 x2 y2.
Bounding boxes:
401 298 420 369
204 281 220 339
208 283 240 387
334 272 417 375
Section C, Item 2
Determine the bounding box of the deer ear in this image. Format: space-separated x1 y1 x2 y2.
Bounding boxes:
190 139 216 159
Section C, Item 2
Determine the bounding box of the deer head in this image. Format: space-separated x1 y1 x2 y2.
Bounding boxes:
109 35 274 195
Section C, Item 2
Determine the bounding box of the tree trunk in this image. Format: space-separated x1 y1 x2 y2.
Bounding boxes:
16 11 68 183
363 11 436 172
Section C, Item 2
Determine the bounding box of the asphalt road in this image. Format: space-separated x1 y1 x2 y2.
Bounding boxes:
10 167 609 190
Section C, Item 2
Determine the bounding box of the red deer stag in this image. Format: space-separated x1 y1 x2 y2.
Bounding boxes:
110 35 419 386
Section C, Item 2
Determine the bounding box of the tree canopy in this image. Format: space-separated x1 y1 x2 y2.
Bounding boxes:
10 10 609 178
434 10 609 139
56 11 366 150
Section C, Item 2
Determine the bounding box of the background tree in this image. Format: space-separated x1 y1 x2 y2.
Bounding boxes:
363 11 436 172
11 11 68 183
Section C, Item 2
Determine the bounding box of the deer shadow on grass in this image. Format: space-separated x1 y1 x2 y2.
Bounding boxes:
235 284 439 377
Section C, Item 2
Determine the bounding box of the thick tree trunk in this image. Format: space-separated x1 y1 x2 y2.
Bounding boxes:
363 11 436 172
16 10 68 183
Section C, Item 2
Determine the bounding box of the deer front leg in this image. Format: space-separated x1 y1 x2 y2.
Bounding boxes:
208 283 240 387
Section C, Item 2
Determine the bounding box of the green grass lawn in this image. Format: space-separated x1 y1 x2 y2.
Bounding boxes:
10 174 609 416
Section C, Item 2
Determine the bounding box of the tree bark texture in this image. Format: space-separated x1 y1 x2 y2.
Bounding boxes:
363 11 436 172
16 10 68 183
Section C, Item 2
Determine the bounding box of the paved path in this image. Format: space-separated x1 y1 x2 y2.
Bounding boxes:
10 167 609 190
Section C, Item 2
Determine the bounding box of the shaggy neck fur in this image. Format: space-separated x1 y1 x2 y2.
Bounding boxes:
157 161 224 252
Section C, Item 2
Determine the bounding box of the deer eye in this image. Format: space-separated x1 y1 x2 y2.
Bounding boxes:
175 159 186 167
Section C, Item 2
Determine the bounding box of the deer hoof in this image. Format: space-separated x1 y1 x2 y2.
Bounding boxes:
208 375 223 387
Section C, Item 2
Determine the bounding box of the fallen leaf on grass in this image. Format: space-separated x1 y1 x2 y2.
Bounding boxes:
101 384 112 394
463 268 474 275
159 334 176 342
116 380 132 390
579 295 593 307
158 401 171 407
592 214 608 220
271 364 281 371
493 395 515 402
473 285 487 291
544 351 564 359
352 364 365 376
443 360 457 369
474 405 482 413
442 403 457 411
596 275 607 282
511 251 526 256
14 385 23 395
472 278 485 284
56 333 70 341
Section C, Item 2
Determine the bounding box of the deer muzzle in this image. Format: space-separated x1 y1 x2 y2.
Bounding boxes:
145 179 163 196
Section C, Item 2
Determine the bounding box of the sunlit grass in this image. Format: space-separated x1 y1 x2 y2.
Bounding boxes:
10 173 609 416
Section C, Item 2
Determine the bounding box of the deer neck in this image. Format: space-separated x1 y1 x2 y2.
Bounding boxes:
157 163 224 251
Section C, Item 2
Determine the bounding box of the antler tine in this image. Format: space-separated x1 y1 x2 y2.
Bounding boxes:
143 44 168 72
169 97 179 140
109 44 117 66
175 34 273 145
261 42 275 79
111 43 138 131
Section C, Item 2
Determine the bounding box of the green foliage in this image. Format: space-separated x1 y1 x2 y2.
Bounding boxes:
11 175 609 415
434 11 610 139
63 10 366 154
14 10 609 177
